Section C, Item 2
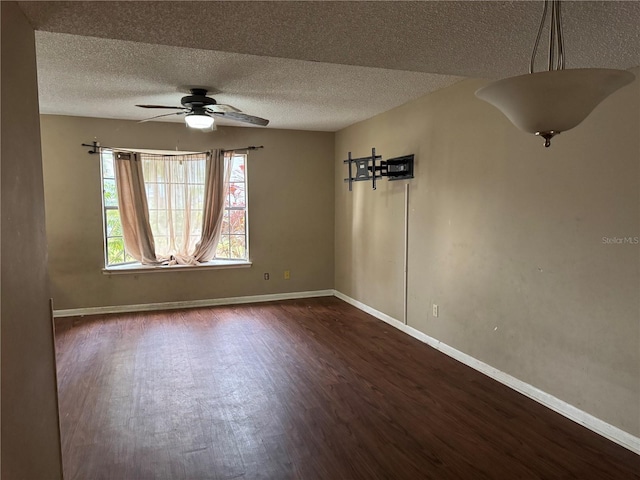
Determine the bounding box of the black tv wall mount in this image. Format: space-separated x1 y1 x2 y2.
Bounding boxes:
343 148 414 191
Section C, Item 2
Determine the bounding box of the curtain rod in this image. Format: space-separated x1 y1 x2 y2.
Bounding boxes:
82 142 102 154
221 145 264 153
81 142 264 155
81 142 208 156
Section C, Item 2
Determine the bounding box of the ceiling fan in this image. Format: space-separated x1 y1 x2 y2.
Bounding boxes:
136 88 269 130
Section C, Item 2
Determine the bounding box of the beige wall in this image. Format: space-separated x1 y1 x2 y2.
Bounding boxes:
335 69 640 436
1 2 64 478
41 116 334 310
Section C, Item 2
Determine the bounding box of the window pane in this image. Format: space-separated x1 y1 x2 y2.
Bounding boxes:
173 160 185 183
229 235 246 259
146 183 167 210
147 209 157 233
216 235 230 259
107 237 125 265
190 184 204 210
190 211 202 236
155 211 167 236
157 184 167 209
230 156 245 182
102 152 115 179
185 159 204 184
229 182 245 208
155 236 169 253
106 210 123 236
229 210 245 234
142 158 151 180
155 161 166 182
103 179 118 207
172 184 186 209
216 154 246 260
221 210 230 235
174 210 184 234
188 235 200 252
146 183 156 209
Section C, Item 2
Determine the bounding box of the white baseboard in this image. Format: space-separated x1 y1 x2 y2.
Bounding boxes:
333 290 640 455
53 289 335 318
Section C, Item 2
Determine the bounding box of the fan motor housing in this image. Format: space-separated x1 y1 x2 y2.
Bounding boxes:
181 89 217 108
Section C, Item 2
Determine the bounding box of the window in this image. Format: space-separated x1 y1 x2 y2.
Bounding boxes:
100 149 248 267
142 152 207 258
101 150 135 266
216 155 247 260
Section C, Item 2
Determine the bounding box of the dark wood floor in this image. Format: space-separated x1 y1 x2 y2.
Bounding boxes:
55 297 639 480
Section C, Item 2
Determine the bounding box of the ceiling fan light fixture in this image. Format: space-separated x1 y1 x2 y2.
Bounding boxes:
475 0 635 147
184 112 214 129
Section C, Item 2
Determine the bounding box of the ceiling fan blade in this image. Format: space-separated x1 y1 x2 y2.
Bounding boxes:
138 112 185 123
214 111 269 127
206 104 242 114
136 104 185 110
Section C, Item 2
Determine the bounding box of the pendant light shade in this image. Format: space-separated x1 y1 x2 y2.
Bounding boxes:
474 0 635 147
476 68 634 145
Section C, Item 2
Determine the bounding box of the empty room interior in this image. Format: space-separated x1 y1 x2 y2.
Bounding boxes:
2 1 639 479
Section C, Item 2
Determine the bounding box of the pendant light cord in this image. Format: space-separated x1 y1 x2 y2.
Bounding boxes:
547 0 556 71
555 0 565 70
530 0 565 74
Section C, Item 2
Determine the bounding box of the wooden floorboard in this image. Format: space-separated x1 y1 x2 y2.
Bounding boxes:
55 297 640 479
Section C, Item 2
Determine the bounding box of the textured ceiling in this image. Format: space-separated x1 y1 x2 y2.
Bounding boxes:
20 1 640 132
34 32 462 131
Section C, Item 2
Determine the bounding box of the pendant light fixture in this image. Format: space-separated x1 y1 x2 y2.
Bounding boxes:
475 0 634 147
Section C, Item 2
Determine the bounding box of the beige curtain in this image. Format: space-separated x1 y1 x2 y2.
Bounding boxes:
115 149 231 266
193 151 233 262
114 152 159 264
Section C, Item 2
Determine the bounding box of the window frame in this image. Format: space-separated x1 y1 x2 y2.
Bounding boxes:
100 149 136 267
216 154 250 261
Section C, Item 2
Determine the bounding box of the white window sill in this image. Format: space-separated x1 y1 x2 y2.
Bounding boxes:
102 260 252 275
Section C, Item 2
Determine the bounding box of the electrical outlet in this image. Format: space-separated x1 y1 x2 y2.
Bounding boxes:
432 304 439 317
284 270 290 280
264 273 270 280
